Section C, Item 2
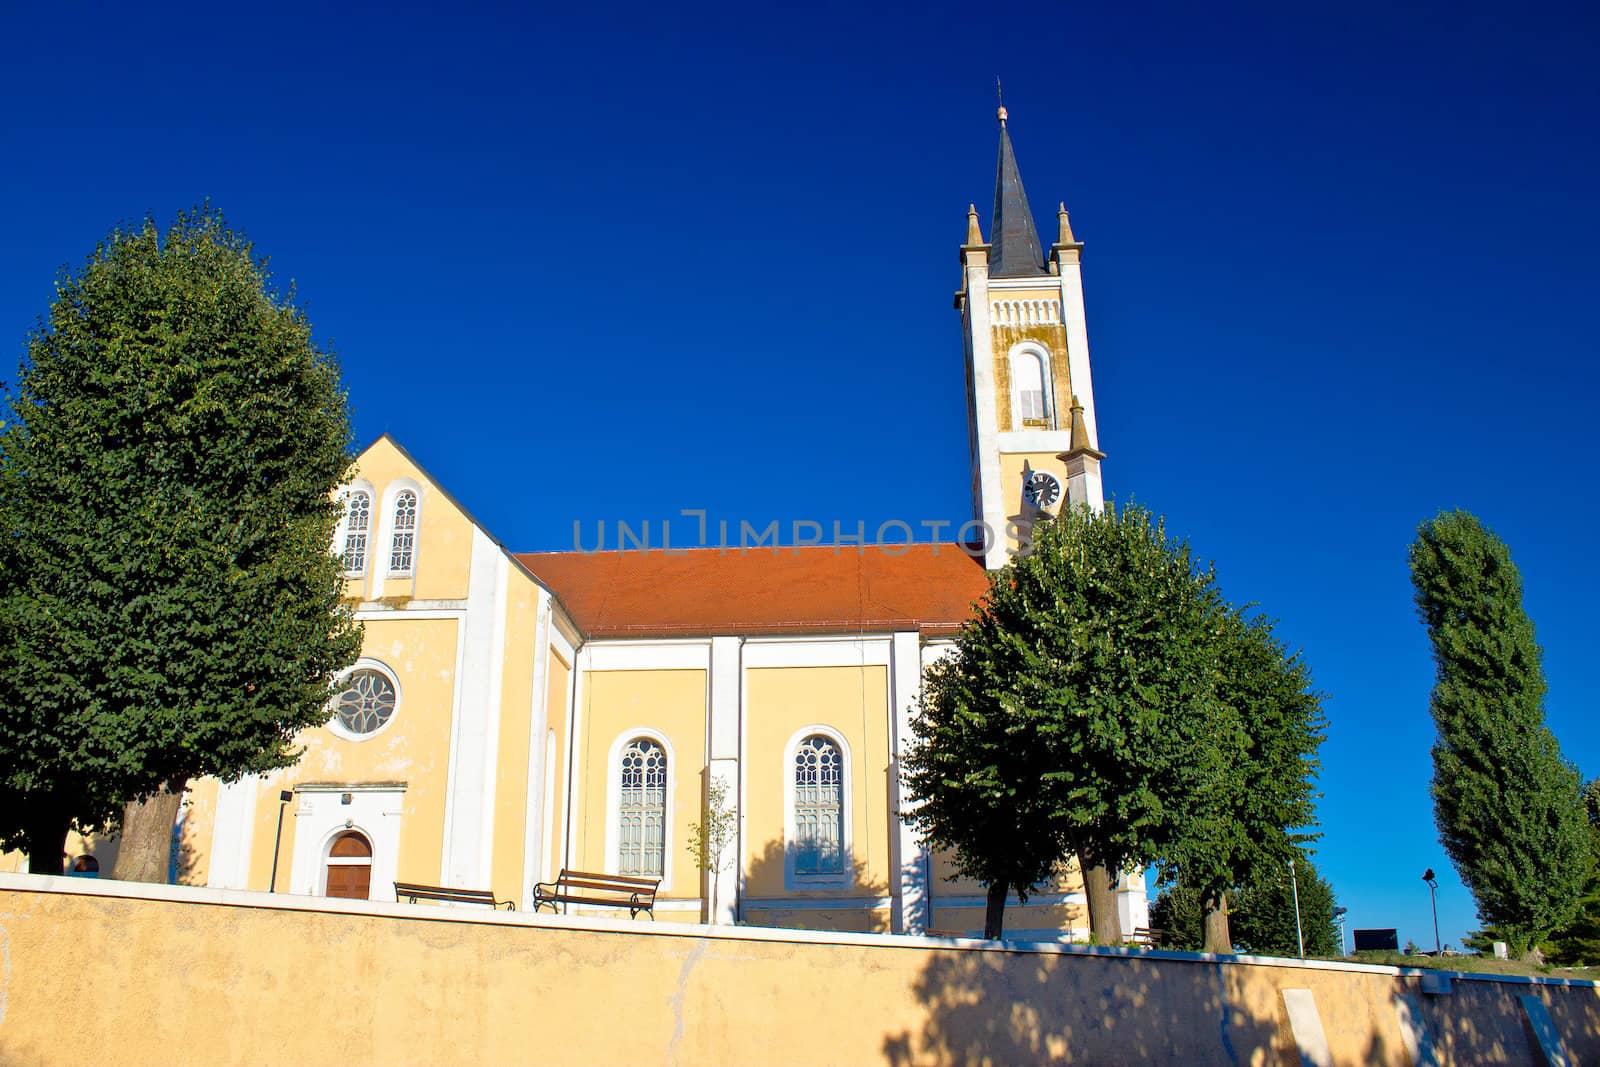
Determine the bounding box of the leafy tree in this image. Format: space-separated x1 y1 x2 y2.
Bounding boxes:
904 503 1320 942
1544 779 1600 965
901 637 1072 939
1157 609 1326 952
0 208 362 875
1408 510 1589 955
1230 853 1339 957
687 776 738 923
1150 881 1206 951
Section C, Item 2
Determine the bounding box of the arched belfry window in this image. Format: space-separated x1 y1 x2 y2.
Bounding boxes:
793 734 846 876
1014 349 1048 424
618 738 667 877
342 489 371 575
389 490 417 575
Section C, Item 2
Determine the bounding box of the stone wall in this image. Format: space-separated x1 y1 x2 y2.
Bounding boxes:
1 874 1594 1065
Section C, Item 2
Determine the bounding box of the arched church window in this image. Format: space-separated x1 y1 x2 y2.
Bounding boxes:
389 490 418 575
342 489 371 575
1015 350 1048 423
618 738 667 877
793 734 846 876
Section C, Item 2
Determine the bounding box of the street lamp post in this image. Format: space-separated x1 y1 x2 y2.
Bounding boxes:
1289 858 1305 957
269 790 294 892
1422 868 1440 955
1333 905 1348 957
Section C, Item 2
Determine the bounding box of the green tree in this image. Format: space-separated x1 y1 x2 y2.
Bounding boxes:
1149 881 1206 951
1408 510 1589 955
904 503 1321 942
1230 852 1339 957
1545 779 1600 965
1158 609 1326 952
687 776 738 923
900 632 1072 939
0 208 362 875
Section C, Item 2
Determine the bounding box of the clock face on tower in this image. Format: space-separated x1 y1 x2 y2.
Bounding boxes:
1023 470 1062 509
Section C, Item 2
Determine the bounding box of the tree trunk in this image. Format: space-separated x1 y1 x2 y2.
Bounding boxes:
1202 889 1233 953
1081 858 1123 945
112 779 187 883
24 808 69 875
983 881 1008 940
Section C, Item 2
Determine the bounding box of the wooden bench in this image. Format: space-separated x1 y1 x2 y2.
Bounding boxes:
531 869 660 919
394 881 515 910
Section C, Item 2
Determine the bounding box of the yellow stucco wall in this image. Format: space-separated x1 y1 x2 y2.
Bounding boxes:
742 665 892 930
346 436 472 602
242 615 461 892
542 648 571 883
5 879 1597 1067
572 669 707 902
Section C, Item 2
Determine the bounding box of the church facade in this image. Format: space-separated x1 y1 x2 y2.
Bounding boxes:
9 113 1145 940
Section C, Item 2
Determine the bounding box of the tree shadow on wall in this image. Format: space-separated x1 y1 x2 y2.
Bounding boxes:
739 837 891 934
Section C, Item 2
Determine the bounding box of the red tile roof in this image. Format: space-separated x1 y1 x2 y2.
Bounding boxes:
518 544 991 639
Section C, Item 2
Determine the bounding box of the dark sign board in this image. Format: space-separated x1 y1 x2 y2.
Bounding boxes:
1353 928 1399 952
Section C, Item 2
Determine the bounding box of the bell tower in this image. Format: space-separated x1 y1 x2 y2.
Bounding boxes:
956 107 1105 568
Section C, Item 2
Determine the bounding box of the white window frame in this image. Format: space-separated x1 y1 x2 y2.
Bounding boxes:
334 481 375 578
604 728 676 887
783 725 853 889
1008 342 1056 429
327 658 403 743
374 479 423 581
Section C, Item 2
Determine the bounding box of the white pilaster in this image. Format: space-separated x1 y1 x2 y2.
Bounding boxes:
963 260 1008 569
439 528 508 889
707 635 742 924
519 588 553 910
1056 262 1100 451
207 775 260 890
888 631 929 934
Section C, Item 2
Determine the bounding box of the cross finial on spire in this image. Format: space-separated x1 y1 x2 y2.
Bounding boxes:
996 77 1007 126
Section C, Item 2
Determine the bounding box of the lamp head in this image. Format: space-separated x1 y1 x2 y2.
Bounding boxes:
279 790 294 803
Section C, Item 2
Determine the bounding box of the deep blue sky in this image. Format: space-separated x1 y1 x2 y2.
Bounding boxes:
4 1 1596 951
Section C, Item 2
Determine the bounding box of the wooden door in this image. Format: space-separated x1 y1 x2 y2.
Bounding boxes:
324 831 373 900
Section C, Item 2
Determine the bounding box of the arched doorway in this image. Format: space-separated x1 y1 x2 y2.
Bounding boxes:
324 830 373 900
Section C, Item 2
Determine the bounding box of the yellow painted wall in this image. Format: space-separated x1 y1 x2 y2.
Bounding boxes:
6 879 1597 1067
242 615 461 892
572 669 707 901
346 436 472 602
742 665 892 926
488 573 543 902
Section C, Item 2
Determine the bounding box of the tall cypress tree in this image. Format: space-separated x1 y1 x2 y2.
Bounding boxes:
1408 510 1589 954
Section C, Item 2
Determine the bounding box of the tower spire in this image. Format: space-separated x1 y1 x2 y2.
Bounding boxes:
989 107 1048 279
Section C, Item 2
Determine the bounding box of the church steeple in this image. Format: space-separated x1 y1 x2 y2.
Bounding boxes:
989 107 1048 279
956 104 1105 567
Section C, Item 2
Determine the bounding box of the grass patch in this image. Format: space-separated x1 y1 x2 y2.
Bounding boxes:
1343 950 1593 981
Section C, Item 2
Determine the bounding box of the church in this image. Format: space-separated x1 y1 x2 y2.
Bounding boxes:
9 111 1147 940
